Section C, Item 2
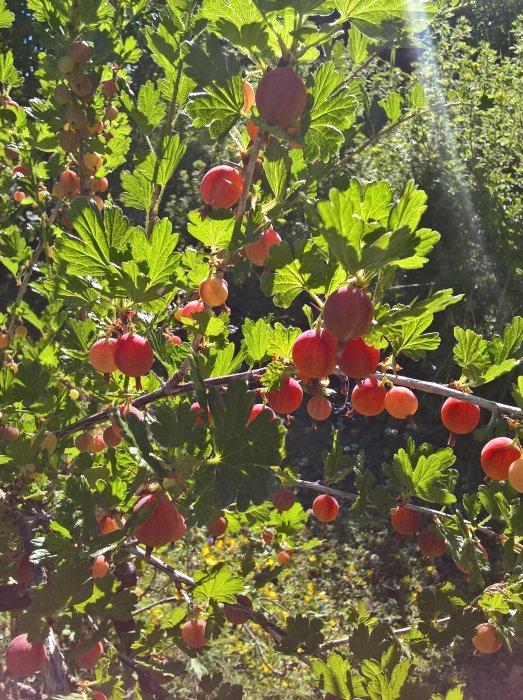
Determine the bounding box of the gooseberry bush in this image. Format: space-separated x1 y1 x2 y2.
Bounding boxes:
0 1 523 698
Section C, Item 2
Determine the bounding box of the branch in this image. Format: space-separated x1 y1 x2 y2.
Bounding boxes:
54 368 266 438
295 479 498 538
371 371 523 419
244 624 285 677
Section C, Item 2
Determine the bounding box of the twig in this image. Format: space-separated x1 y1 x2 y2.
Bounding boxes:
54 368 266 438
133 596 180 616
295 479 498 538
371 372 523 419
244 624 285 677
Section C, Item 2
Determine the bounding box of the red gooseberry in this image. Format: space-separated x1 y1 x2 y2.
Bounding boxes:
472 623 502 654
385 386 418 419
199 277 228 307
224 594 253 625
337 337 380 378
480 437 521 481
101 79 117 97
440 397 480 434
113 333 154 388
6 633 46 678
271 488 295 512
247 403 276 424
244 227 281 266
134 494 186 548
92 555 109 578
277 550 292 566
255 67 307 128
181 300 206 319
70 41 92 64
97 515 121 535
292 328 337 379
104 105 119 121
200 165 244 209
12 191 25 203
75 432 95 452
13 164 30 177
181 619 208 649
0 425 18 441
508 458 523 492
74 640 104 669
59 170 80 196
323 286 374 342
312 494 339 523
266 376 303 414
165 333 182 346
88 337 117 381
112 403 144 438
351 378 387 416
390 506 421 535
208 516 227 538
307 395 332 421
417 528 446 558
102 425 122 447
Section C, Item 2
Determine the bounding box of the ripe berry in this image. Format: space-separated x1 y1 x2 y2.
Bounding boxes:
54 84 72 104
208 516 227 538
75 432 95 452
181 300 206 319
89 337 117 380
247 403 276 424
200 165 244 209
390 506 421 535
70 74 93 98
134 494 186 548
508 458 523 492
224 594 253 625
292 328 337 379
0 426 19 441
199 277 228 307
104 105 119 121
277 550 291 566
92 434 106 453
102 425 122 447
271 488 295 511
242 81 255 113
12 191 25 203
0 332 9 348
101 79 117 97
83 152 103 174
92 555 109 578
385 387 418 419
14 325 27 338
307 395 332 421
440 398 480 434
337 337 380 378
266 376 303 414
92 177 109 193
113 333 154 387
59 170 80 196
5 145 20 161
244 227 281 266
481 437 521 481
181 619 208 649
13 164 30 177
351 378 387 416
417 528 446 558
6 633 46 678
92 693 108 700
472 623 502 654
312 494 339 523
112 403 144 438
255 67 307 128
74 640 104 669
191 402 211 426
70 41 92 64
165 333 182 346
323 286 374 342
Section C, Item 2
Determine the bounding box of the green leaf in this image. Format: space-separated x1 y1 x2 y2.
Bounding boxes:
138 134 186 187
279 613 324 653
335 0 438 36
187 75 243 139
187 210 236 249
0 50 21 86
263 138 292 201
303 62 358 163
193 563 245 604
348 26 370 65
383 439 457 505
120 81 166 135
380 92 402 123
260 240 326 308
242 317 271 364
312 653 355 699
